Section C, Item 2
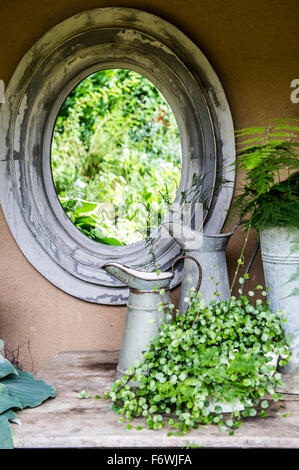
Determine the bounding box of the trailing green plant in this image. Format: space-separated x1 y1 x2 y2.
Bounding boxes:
0 341 56 449
104 280 291 435
231 119 299 231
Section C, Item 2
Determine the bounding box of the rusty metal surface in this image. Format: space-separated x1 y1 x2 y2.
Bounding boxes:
11 350 299 449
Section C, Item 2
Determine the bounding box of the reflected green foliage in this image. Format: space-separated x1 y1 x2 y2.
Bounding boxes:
51 69 181 245
60 197 123 245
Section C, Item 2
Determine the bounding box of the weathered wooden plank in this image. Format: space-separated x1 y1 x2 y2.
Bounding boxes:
11 350 299 448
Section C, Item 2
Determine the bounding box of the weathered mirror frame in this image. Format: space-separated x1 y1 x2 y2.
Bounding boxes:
0 8 235 304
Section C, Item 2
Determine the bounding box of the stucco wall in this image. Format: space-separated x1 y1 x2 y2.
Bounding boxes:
0 0 298 372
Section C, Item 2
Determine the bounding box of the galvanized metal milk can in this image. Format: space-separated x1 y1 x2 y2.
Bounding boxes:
102 256 201 381
260 226 299 393
163 221 239 313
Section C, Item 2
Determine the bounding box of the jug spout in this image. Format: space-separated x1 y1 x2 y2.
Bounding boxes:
101 262 173 291
163 221 234 252
163 221 204 250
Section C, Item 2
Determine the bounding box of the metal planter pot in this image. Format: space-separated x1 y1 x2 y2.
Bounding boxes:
260 226 299 393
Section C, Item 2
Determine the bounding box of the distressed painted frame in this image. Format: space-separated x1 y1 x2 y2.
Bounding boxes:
0 8 235 304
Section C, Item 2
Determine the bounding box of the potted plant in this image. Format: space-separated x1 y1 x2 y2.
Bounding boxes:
104 283 291 435
231 119 299 390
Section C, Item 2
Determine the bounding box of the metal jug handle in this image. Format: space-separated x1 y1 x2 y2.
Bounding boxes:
171 255 202 319
171 255 202 296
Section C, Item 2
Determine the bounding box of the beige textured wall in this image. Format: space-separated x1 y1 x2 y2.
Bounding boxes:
0 0 298 372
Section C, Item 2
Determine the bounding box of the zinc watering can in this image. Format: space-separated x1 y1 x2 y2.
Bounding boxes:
102 256 201 381
163 221 245 313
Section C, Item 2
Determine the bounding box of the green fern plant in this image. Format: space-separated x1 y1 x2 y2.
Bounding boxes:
231 119 299 231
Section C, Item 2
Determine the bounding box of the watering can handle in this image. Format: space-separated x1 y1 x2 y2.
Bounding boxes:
171 255 202 296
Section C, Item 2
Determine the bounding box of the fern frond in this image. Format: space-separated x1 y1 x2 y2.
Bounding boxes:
234 127 265 137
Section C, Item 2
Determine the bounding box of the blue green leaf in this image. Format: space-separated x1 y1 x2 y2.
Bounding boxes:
0 410 16 449
0 383 22 414
1 370 56 408
0 356 19 379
